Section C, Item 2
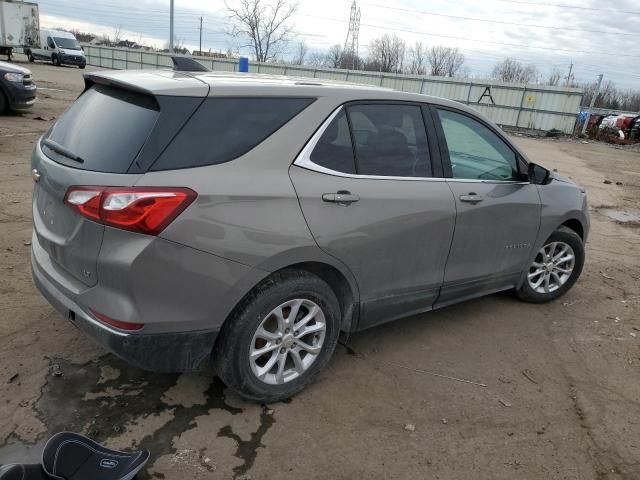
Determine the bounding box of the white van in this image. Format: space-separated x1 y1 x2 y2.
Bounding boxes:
27 29 86 68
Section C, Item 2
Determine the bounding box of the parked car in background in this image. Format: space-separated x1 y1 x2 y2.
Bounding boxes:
31 71 589 402
0 61 36 112
27 29 86 68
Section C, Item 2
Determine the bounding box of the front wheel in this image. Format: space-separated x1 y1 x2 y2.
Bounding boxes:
516 227 585 303
52 54 61 66
214 271 341 402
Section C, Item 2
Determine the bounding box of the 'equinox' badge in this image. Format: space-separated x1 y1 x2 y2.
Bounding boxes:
32 169 40 182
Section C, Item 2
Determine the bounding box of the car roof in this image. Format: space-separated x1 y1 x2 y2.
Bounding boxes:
42 29 76 38
83 69 463 108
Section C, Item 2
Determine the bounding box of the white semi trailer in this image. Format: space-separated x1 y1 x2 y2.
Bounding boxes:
0 0 40 60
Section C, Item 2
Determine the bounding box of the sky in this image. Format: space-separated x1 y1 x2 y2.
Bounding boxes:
37 0 640 88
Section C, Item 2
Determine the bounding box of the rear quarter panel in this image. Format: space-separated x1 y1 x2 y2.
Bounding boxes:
136 96 360 301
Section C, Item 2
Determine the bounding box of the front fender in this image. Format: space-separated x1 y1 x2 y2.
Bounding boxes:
517 180 589 287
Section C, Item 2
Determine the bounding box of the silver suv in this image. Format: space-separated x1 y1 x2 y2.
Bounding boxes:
31 70 589 401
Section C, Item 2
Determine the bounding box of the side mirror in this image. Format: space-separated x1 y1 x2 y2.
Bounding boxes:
528 163 551 185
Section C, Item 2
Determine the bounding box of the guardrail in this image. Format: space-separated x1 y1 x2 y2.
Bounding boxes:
83 45 585 134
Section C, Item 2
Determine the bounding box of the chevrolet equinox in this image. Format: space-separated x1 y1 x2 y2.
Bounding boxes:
31 70 589 401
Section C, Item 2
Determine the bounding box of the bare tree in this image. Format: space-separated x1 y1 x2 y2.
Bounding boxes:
306 50 326 67
445 48 465 77
492 58 538 83
113 25 123 44
407 41 427 75
291 40 308 65
426 46 464 77
70 29 95 43
225 0 297 62
426 46 448 76
546 69 562 86
365 34 406 73
326 44 342 68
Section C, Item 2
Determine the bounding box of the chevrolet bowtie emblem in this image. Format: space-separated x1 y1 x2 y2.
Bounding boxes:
32 168 41 182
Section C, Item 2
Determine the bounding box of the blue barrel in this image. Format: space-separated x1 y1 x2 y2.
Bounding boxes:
238 57 249 73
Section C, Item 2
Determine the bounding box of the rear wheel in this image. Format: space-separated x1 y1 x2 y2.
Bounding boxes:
214 270 341 402
516 227 584 303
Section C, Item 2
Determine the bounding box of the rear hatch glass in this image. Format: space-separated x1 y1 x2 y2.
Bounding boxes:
42 84 159 173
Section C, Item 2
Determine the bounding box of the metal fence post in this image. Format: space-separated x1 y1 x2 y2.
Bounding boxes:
466 83 473 105
515 85 527 128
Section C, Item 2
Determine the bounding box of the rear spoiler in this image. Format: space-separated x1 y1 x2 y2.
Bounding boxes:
170 56 211 72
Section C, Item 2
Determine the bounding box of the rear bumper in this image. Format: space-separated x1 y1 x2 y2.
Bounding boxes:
31 248 218 373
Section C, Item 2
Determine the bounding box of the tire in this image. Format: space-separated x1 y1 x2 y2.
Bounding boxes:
0 91 7 114
515 226 584 303
79 65 86 69
214 270 341 402
52 54 60 66
27 51 34 63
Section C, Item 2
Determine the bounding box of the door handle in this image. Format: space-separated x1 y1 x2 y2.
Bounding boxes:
322 191 360 205
459 193 483 203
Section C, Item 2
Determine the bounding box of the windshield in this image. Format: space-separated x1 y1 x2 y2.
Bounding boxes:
54 37 80 49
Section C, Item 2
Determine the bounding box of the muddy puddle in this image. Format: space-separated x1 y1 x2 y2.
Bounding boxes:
0 355 277 479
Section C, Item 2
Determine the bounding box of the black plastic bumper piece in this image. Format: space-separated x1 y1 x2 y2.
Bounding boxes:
73 316 219 373
32 261 217 373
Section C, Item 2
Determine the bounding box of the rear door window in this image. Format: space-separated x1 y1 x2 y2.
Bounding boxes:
43 84 159 173
151 97 315 171
346 104 432 177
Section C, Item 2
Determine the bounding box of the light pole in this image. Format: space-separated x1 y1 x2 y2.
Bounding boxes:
199 16 203 55
169 0 174 53
581 74 603 137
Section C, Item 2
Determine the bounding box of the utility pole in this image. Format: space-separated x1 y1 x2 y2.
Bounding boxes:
581 73 604 137
169 0 174 53
566 62 573 86
199 16 203 55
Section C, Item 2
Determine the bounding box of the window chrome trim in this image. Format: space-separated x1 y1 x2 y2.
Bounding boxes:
293 105 530 185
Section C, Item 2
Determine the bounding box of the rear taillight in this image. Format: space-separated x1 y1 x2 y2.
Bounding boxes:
90 309 144 331
64 186 197 235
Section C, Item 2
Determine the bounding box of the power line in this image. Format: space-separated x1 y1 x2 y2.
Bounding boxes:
298 13 640 59
493 0 640 15
362 2 636 37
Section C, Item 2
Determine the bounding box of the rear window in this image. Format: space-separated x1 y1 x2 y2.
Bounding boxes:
151 97 315 171
43 85 159 173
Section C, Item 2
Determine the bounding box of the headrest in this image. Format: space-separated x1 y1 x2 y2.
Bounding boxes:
41 433 149 480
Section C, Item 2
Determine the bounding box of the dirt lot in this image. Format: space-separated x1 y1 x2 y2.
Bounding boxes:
0 62 639 479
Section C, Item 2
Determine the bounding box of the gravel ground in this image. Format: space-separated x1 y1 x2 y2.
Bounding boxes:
0 62 639 480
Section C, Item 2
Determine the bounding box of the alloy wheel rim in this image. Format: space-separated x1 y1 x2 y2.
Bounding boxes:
527 241 575 294
249 299 326 385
